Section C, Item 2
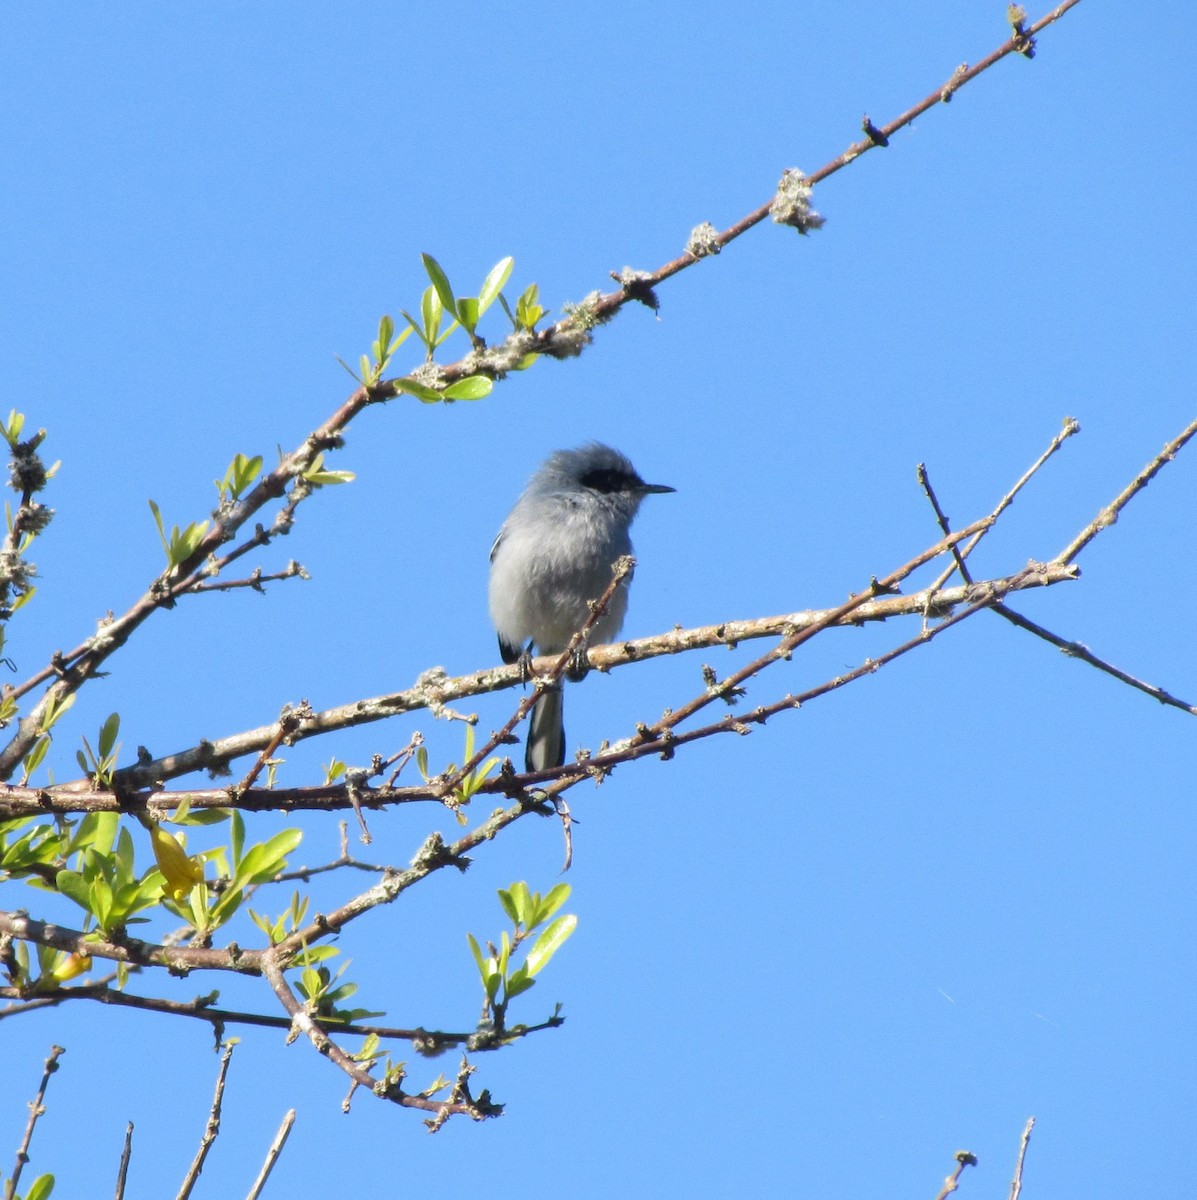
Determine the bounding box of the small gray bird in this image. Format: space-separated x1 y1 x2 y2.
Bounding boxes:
489 443 674 772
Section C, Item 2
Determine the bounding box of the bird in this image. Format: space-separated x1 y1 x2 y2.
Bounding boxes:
488 443 674 772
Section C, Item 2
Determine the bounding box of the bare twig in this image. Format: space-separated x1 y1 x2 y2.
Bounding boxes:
231 705 306 796
272 822 389 883
244 1109 295 1200
918 462 972 584
3 1044 64 1200
1009 1117 1035 1200
994 603 1197 714
177 1040 235 1200
0 979 561 1048
114 1122 133 1200
187 562 307 594
926 416 1081 594
1055 417 1197 565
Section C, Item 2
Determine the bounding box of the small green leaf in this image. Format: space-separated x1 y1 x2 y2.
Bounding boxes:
478 257 514 316
334 354 364 383
456 296 479 334
534 882 571 928
148 499 168 555
467 932 486 977
374 314 395 359
498 889 519 926
442 376 493 402
524 913 577 978
98 712 120 759
25 1172 55 1200
505 966 535 999
23 734 50 777
395 378 444 404
4 409 25 447
421 254 457 317
56 869 92 913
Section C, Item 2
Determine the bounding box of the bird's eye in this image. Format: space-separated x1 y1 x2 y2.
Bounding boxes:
580 467 635 493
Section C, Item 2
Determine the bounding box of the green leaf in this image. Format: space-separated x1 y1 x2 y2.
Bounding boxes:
232 827 303 889
25 1172 55 1200
23 734 50 777
524 913 577 978
88 874 114 926
334 354 363 383
421 286 443 349
395 378 444 404
498 886 521 927
467 932 486 977
171 805 232 827
478 257 514 316
421 253 457 317
399 310 429 352
98 712 120 759
230 810 245 867
456 297 479 334
534 882 571 927
505 966 535 999
148 499 168 556
4 409 25 447
374 314 395 360
88 811 119 857
442 376 493 402
56 869 92 914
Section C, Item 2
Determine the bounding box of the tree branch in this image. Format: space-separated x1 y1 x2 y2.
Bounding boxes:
0 0 1087 784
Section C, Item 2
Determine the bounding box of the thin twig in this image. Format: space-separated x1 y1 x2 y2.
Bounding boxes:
232 705 306 796
244 1109 296 1200
3 1044 64 1200
0 979 561 1047
113 1122 133 1200
926 416 1080 594
1008 1117 1035 1200
187 562 307 594
1055 417 1197 565
918 462 973 585
177 1041 235 1200
994 603 1197 714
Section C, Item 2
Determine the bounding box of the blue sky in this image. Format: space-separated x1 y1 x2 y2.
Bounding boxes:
2 2 1196 1196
